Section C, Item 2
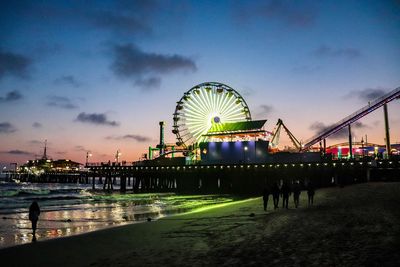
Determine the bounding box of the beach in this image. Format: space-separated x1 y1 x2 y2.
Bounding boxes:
1 182 400 266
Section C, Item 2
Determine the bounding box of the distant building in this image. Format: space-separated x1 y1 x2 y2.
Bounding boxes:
22 159 82 174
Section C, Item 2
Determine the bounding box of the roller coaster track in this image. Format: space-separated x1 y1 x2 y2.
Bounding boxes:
301 86 400 151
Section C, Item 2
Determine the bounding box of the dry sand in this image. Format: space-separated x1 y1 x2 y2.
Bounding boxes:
1 182 400 267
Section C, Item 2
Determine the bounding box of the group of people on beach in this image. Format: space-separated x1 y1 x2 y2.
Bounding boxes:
262 181 315 211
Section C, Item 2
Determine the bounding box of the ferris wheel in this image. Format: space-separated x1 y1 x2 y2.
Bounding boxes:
173 82 252 149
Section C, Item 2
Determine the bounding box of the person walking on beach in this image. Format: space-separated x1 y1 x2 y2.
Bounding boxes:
272 182 280 210
281 182 291 209
292 181 301 208
29 201 40 241
262 186 270 211
307 181 315 206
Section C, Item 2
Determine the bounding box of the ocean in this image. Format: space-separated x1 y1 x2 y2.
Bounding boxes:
0 181 236 249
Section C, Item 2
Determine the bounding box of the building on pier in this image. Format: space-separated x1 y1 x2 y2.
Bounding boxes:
199 120 271 164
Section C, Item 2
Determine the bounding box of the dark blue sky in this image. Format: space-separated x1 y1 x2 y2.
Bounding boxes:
0 0 399 164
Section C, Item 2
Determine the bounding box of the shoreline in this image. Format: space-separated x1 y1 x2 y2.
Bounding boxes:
1 182 400 266
0 187 242 249
0 196 258 250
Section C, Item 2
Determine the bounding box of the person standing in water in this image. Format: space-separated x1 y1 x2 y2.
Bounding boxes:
29 201 40 241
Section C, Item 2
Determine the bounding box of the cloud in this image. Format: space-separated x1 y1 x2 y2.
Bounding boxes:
352 121 368 129
259 104 274 114
54 75 81 88
345 87 387 102
87 0 164 36
74 145 87 152
310 121 367 140
0 122 17 133
2 149 33 156
256 104 274 117
47 96 79 109
313 45 361 59
0 49 33 79
134 77 161 89
28 140 43 145
234 0 317 27
106 134 152 143
76 112 119 126
32 122 42 128
110 43 197 89
0 90 23 102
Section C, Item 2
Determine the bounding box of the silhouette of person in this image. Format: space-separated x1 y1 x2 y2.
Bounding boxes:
307 181 315 206
262 186 270 211
292 181 301 208
272 182 280 210
29 201 40 241
281 182 291 209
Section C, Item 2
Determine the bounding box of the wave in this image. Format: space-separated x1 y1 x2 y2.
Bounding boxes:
0 190 19 197
0 188 87 198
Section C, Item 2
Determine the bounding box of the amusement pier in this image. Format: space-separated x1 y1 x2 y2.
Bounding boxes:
6 82 400 194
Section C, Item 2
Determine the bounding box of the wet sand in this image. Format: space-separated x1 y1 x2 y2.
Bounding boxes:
1 182 400 266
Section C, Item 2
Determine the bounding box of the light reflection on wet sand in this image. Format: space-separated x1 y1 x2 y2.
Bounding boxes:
0 193 237 249
1 203 165 248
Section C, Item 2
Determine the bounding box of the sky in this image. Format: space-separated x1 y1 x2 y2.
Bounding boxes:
0 0 399 166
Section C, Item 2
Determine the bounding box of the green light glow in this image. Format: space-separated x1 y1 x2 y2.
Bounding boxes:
180 197 258 215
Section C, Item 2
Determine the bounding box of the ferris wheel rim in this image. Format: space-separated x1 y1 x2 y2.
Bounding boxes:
173 82 252 149
184 82 252 117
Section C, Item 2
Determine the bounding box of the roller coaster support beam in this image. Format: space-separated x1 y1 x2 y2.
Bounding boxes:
383 103 391 158
348 124 353 159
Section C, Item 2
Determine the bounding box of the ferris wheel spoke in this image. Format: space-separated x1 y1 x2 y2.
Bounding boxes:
211 88 217 113
216 91 225 115
224 102 244 117
188 94 208 116
185 104 208 116
206 89 216 115
192 91 210 117
219 95 237 118
185 94 207 113
224 110 246 120
189 124 208 135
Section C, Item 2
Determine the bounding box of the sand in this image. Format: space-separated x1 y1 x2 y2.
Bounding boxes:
1 182 400 267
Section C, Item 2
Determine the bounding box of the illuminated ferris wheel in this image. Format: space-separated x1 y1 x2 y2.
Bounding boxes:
173 82 252 149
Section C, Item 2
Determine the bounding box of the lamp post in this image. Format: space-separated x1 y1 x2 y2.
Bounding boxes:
115 149 122 164
361 137 364 158
244 146 248 163
86 151 92 166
